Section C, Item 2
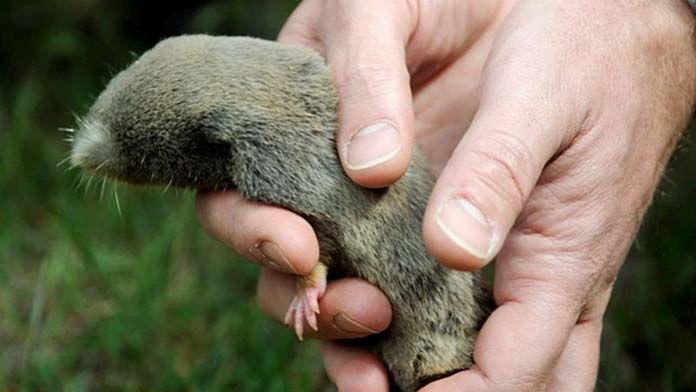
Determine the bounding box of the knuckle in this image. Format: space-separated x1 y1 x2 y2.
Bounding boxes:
497 240 596 309
498 270 582 313
511 219 621 305
503 374 548 392
336 61 405 103
551 252 613 304
483 364 548 392
468 129 537 211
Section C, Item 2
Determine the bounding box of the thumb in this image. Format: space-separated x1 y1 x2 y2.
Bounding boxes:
320 0 416 188
423 76 579 270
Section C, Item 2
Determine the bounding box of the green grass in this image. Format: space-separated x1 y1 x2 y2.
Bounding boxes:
1 78 324 392
1 1 695 390
0 1 327 390
1 107 324 391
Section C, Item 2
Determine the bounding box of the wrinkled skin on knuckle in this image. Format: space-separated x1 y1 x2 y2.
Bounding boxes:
496 235 595 311
508 140 660 314
479 371 551 392
507 373 551 392
335 61 405 104
466 129 539 212
515 180 601 252
506 158 635 298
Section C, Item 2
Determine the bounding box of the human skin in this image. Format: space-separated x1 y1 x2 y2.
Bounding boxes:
196 0 696 390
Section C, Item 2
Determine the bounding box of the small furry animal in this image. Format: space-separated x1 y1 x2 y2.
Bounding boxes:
70 35 493 392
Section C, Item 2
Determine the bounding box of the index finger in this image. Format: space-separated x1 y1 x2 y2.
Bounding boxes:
196 190 319 275
321 0 416 188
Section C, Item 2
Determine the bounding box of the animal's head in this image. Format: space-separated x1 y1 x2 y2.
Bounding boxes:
70 36 246 189
70 35 334 191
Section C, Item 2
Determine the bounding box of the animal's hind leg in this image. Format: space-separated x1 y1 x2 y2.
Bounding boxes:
284 262 328 340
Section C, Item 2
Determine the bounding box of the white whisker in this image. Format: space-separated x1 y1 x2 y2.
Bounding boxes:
100 177 107 201
84 175 95 195
56 155 72 168
113 186 123 221
162 177 173 196
93 159 109 174
73 173 86 192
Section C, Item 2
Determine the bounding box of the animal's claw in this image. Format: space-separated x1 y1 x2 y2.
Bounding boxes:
283 264 327 340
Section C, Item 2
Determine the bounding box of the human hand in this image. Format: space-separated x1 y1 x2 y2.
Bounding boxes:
418 1 696 389
197 0 696 390
198 2 507 387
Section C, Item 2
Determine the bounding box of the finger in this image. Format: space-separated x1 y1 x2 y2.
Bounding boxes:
320 341 390 392
422 40 585 270
257 269 392 340
320 0 417 188
422 107 566 269
196 190 319 275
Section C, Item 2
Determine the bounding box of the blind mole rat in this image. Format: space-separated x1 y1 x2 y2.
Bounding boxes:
70 35 493 392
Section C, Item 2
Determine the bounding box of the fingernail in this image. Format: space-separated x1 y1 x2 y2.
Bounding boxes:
332 312 379 335
435 196 496 261
345 122 401 170
249 241 298 274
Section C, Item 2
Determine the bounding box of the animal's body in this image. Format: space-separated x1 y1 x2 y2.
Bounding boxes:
70 35 492 392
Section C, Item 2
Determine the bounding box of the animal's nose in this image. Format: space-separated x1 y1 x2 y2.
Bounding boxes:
71 118 116 175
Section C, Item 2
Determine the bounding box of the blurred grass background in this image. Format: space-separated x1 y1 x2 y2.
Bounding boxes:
0 0 694 391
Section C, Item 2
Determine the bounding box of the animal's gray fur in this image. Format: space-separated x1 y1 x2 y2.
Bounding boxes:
70 35 493 392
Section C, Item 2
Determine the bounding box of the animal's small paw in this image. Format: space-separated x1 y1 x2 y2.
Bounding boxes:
283 263 327 340
283 285 325 340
